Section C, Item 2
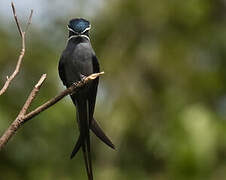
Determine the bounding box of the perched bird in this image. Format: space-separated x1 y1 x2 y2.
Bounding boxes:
58 18 115 180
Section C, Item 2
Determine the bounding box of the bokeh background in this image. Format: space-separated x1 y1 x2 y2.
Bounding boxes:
1 0 226 179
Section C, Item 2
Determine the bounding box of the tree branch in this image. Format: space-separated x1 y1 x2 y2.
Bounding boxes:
19 74 47 116
25 9 33 33
11 2 22 37
0 2 33 96
0 72 104 150
0 74 47 150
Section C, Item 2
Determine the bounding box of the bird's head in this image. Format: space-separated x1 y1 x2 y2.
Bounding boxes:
68 18 91 40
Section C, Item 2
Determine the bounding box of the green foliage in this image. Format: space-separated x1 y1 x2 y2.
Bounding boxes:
1 0 226 179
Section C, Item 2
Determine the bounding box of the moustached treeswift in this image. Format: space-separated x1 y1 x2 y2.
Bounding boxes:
58 18 115 180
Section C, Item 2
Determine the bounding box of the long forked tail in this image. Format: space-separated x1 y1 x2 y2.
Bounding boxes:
70 135 93 179
77 99 93 180
70 118 115 159
70 102 115 180
70 118 115 160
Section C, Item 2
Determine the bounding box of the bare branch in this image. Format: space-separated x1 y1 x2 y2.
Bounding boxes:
25 9 33 33
0 33 25 96
0 74 47 149
0 2 33 96
19 74 46 116
11 2 22 37
0 72 104 150
24 72 104 122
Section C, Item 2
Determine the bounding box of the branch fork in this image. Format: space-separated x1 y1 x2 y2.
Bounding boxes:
0 2 33 96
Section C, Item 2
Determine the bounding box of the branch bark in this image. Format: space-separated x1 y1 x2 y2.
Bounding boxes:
0 2 33 96
0 74 46 150
0 72 104 150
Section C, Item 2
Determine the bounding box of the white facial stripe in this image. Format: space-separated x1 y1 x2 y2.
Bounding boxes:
67 35 77 41
67 26 76 33
67 25 91 34
80 34 90 41
81 25 91 34
67 34 90 42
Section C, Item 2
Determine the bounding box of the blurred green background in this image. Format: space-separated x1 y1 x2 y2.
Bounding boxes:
1 0 226 179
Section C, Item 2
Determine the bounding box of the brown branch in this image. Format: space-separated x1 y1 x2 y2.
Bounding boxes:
0 2 33 96
25 9 33 33
0 72 104 150
19 74 47 116
11 2 22 37
0 74 47 150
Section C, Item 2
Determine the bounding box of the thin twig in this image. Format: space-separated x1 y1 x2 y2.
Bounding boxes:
25 9 33 33
0 74 47 150
0 72 104 150
0 2 33 96
11 2 22 37
19 74 46 116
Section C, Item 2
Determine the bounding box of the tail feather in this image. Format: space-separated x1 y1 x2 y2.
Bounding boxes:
70 135 82 159
70 118 115 159
77 99 93 180
91 118 115 150
70 95 115 180
85 100 93 180
82 143 92 179
86 127 93 180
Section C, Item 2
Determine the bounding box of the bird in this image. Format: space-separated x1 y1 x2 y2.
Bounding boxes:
58 18 115 180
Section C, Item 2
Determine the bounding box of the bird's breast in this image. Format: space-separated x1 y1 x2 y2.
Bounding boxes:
63 42 94 86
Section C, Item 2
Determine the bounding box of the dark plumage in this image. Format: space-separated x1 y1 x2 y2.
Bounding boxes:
58 18 115 180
